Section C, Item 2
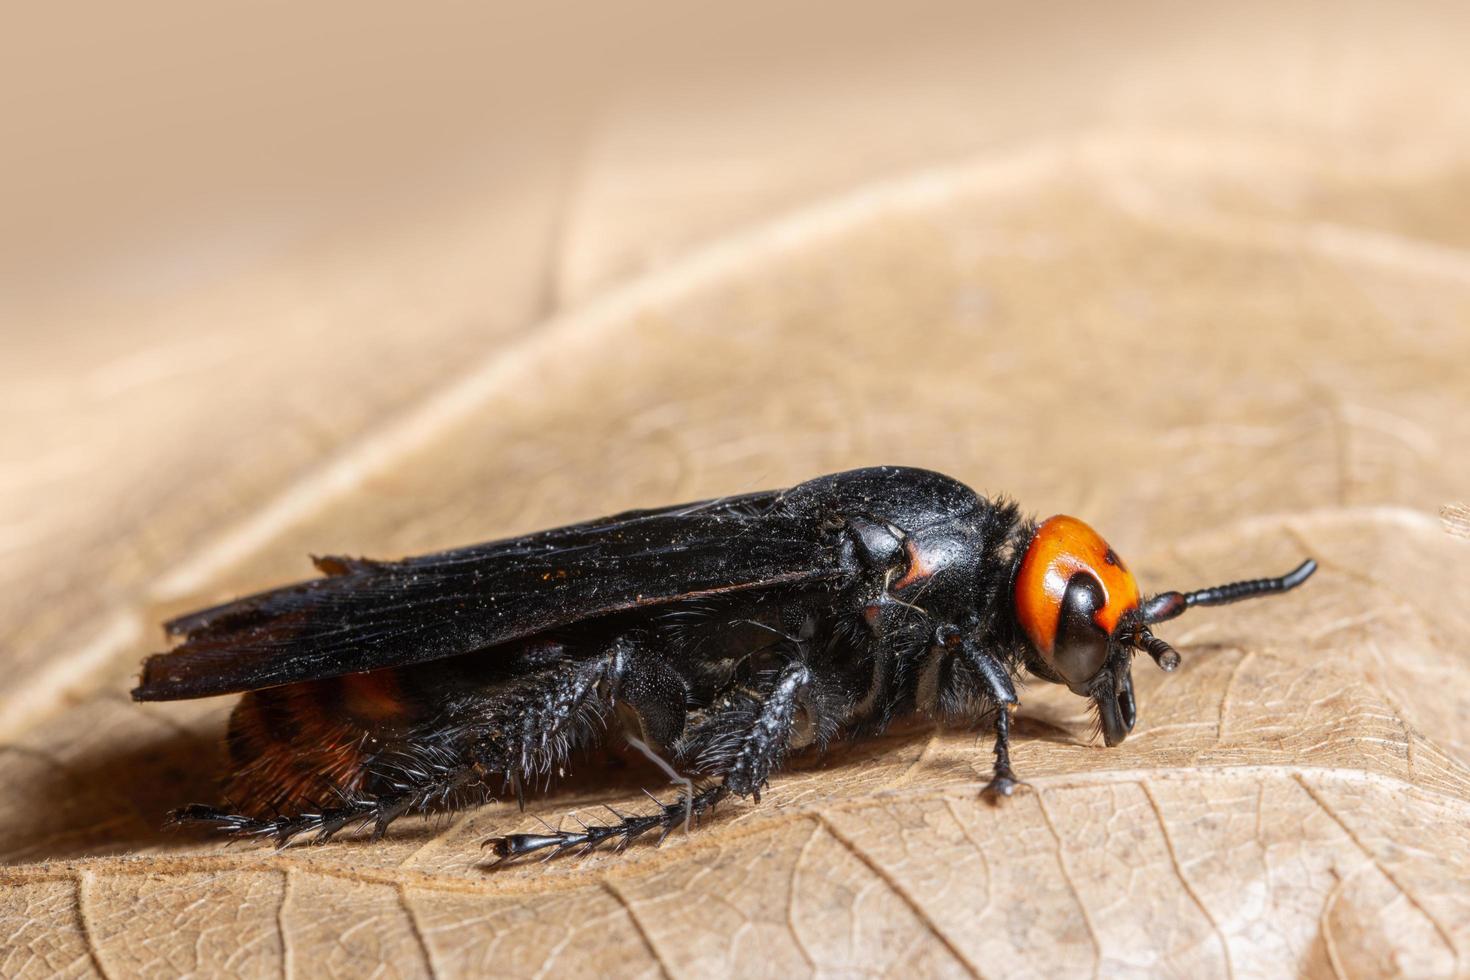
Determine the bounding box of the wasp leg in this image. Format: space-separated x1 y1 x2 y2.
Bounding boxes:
500 644 625 783
979 702 1022 801
716 662 814 802
169 767 478 847
177 639 687 846
606 639 689 752
958 637 1024 802
478 644 708 865
483 783 727 865
483 660 820 865
932 627 1024 801
482 660 825 865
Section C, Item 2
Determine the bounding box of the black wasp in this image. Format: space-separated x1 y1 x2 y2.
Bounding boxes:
133 466 1315 862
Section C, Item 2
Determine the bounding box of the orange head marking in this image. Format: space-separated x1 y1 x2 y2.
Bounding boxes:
1014 515 1140 690
1014 514 1317 748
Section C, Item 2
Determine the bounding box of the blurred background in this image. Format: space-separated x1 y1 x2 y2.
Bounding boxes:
7 0 1470 745
5 0 1470 737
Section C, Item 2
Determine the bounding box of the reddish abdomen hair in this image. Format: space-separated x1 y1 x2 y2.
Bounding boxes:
224 671 416 817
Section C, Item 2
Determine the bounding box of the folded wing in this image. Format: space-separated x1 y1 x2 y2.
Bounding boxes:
134 489 838 700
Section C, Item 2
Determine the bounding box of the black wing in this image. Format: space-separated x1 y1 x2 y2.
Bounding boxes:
133 489 841 700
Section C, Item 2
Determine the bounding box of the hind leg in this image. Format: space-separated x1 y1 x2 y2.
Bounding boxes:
179 635 686 844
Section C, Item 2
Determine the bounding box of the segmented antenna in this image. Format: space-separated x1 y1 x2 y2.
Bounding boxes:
1142 558 1316 624
1137 632 1181 671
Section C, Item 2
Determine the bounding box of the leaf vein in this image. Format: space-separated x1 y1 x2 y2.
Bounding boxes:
814 814 983 980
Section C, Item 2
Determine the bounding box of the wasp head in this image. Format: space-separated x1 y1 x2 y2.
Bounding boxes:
1013 514 1316 747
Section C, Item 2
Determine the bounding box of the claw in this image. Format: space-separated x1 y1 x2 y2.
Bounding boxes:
980 770 1029 805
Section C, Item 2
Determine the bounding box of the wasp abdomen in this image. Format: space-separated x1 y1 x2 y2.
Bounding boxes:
224 672 420 817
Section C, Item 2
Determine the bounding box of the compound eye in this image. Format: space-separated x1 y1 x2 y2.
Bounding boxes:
1051 573 1110 689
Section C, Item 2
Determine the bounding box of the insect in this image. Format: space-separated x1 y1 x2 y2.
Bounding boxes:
133 466 1315 863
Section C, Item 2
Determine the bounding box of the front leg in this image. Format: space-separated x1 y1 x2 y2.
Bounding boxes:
980 697 1021 801
934 625 1024 802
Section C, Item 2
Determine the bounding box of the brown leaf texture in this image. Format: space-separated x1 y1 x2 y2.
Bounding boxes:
5 5 1470 978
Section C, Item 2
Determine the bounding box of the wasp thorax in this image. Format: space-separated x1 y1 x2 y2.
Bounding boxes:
1014 515 1141 689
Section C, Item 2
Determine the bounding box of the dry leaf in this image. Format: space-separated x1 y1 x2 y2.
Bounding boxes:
6 5 1470 978
1443 504 1470 540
